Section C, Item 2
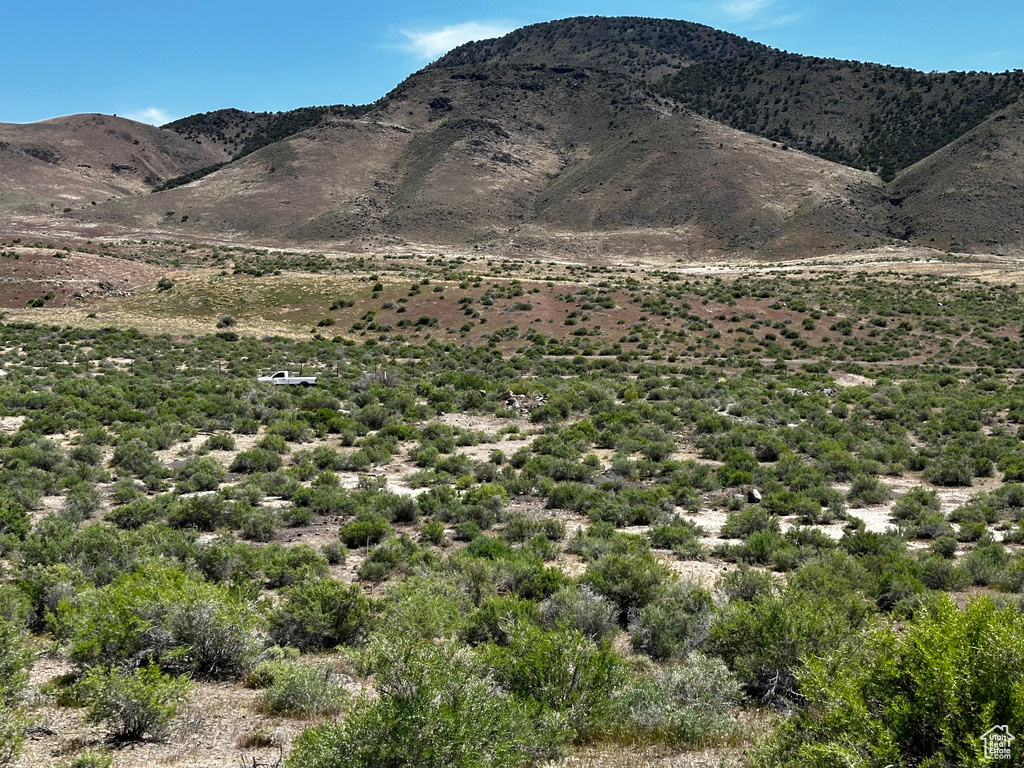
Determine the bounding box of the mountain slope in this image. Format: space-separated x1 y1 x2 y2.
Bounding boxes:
0 114 226 215
5 15 1023 257
889 99 1024 251
79 64 890 257
434 16 1024 180
162 104 374 164
658 54 1024 180
432 16 766 81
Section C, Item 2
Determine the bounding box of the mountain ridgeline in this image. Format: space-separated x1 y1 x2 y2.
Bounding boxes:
3 15 1024 257
432 16 1024 181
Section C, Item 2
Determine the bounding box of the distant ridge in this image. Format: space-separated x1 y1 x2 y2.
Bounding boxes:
433 16 1024 180
2 15 1023 257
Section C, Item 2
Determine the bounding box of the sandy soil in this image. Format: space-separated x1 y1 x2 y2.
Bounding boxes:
16 653 313 768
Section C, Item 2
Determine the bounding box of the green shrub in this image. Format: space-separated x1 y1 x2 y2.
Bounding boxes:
482 623 627 739
360 536 428 581
717 566 775 603
258 433 292 454
920 553 970 591
386 494 419 524
931 535 959 559
0 615 31 708
962 541 1010 586
270 578 372 651
999 555 1024 592
453 520 481 541
175 456 226 493
260 543 330 588
201 433 236 452
375 575 474 642
958 520 988 542
0 701 29 765
256 662 348 717
230 448 283 474
648 516 706 549
68 565 262 679
239 507 279 542
911 511 954 540
321 541 347 565
339 513 393 549
418 518 446 545
720 506 779 539
462 594 541 646
62 482 101 519
502 512 542 543
106 496 163 529
70 442 104 466
14 562 88 634
925 453 974 487
111 438 163 478
709 583 865 704
167 492 229 531
0 496 31 553
761 490 821 520
80 663 191 741
847 474 891 505
311 445 344 470
757 596 1024 767
539 586 619 643
0 613 32 762
629 581 714 660
580 548 675 623
267 419 309 444
891 486 941 523
287 639 558 768
611 653 742 746
57 749 114 768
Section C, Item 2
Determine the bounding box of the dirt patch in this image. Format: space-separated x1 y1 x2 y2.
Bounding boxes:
0 248 167 311
1 415 26 433
16 672 309 768
834 372 875 388
664 557 739 587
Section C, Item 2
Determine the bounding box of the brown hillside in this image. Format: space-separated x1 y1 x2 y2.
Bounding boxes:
77 66 890 258
0 114 226 215
889 99 1024 253
6 16 1023 256
107 118 413 240
435 17 1024 181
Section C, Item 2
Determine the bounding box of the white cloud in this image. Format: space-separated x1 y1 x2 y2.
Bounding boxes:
721 0 772 20
123 107 175 126
720 0 799 27
400 21 514 61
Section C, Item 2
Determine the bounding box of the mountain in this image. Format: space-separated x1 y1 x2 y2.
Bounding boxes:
3 16 1023 257
435 17 1024 182
890 98 1024 251
0 114 225 216
162 104 371 168
69 63 890 257
431 16 767 81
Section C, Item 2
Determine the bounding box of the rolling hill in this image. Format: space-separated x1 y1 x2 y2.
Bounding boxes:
890 98 1024 252
68 64 891 257
0 114 226 216
1 15 1022 258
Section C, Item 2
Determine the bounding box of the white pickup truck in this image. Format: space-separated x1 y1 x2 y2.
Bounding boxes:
257 371 317 386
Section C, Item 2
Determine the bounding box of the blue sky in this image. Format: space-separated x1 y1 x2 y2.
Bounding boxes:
2 0 1021 125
